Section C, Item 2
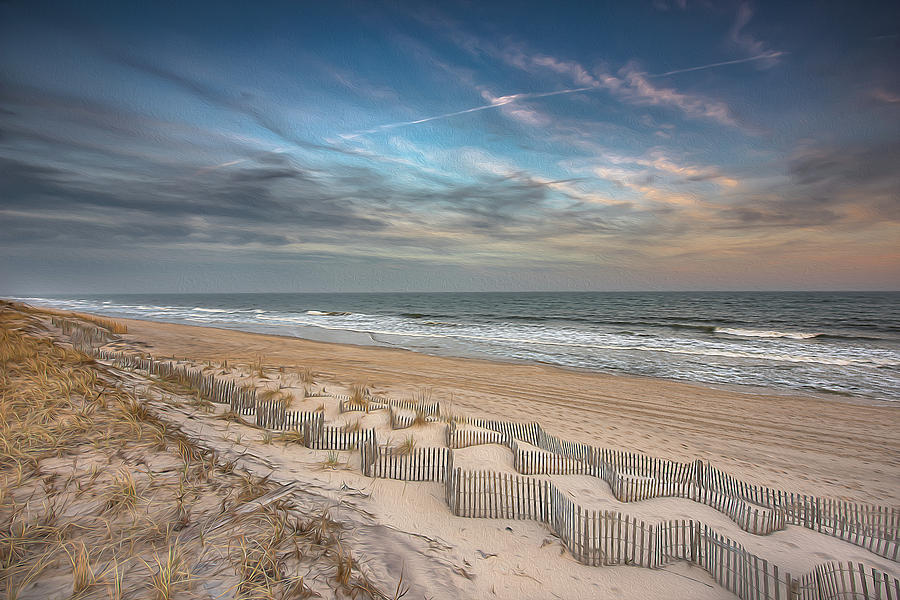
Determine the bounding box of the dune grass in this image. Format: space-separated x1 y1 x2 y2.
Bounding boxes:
349 382 370 412
72 312 128 334
0 301 396 599
297 367 315 385
259 388 293 411
397 435 417 457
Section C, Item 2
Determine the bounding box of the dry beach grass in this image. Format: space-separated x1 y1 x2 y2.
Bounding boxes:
0 303 401 599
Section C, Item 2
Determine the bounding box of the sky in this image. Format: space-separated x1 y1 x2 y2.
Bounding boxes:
1 0 898 293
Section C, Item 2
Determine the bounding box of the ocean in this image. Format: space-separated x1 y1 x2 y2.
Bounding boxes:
12 292 899 402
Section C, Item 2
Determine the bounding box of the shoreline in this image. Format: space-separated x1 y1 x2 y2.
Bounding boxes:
30 302 900 505
11 298 893 408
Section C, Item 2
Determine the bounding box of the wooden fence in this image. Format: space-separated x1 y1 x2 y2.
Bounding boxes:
513 439 594 475
53 317 117 352
338 398 387 413
800 562 900 600
335 393 441 418
443 467 899 599
445 467 550 521
89 345 900 599
98 347 899 556
360 439 452 481
305 426 374 451
446 421 506 448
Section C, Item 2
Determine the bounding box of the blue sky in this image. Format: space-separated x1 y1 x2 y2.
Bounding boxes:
1 0 898 292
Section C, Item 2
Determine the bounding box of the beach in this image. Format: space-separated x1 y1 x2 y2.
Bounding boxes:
4 302 898 600
116 314 900 506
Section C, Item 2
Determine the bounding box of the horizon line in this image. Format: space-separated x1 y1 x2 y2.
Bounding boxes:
5 289 899 296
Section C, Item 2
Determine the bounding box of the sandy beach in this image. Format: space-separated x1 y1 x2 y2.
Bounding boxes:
4 303 898 600
116 314 900 506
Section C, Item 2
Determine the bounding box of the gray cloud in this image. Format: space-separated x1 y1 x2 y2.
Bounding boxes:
711 141 900 229
789 142 900 191
103 50 362 160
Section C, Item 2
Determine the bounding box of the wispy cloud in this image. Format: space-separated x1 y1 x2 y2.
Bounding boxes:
730 3 782 68
871 88 900 104
445 37 746 128
617 64 741 127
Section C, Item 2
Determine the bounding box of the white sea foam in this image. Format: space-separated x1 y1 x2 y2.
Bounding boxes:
715 327 820 339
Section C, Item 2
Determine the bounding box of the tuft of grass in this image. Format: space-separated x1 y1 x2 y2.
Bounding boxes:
258 388 281 403
275 429 306 447
253 356 266 379
397 435 416 456
118 395 155 430
105 559 126 600
297 367 315 385
235 536 280 598
188 393 214 412
349 383 370 412
176 435 202 465
217 409 251 426
105 470 139 513
235 472 271 504
147 543 187 600
173 480 191 531
334 543 355 590
152 422 173 450
66 541 95 594
322 450 341 470
413 387 432 404
343 419 361 433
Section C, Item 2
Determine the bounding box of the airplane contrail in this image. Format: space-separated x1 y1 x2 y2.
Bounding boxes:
342 86 595 138
653 51 785 77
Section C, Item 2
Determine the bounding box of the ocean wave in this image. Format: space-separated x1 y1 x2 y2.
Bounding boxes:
815 333 884 342
306 310 351 316
715 327 821 339
193 307 230 313
669 323 717 333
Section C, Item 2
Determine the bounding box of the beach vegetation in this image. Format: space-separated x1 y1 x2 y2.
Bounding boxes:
349 382 369 412
276 429 306 446
298 367 315 384
322 450 341 469
72 312 128 334
398 435 416 456
0 302 397 600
